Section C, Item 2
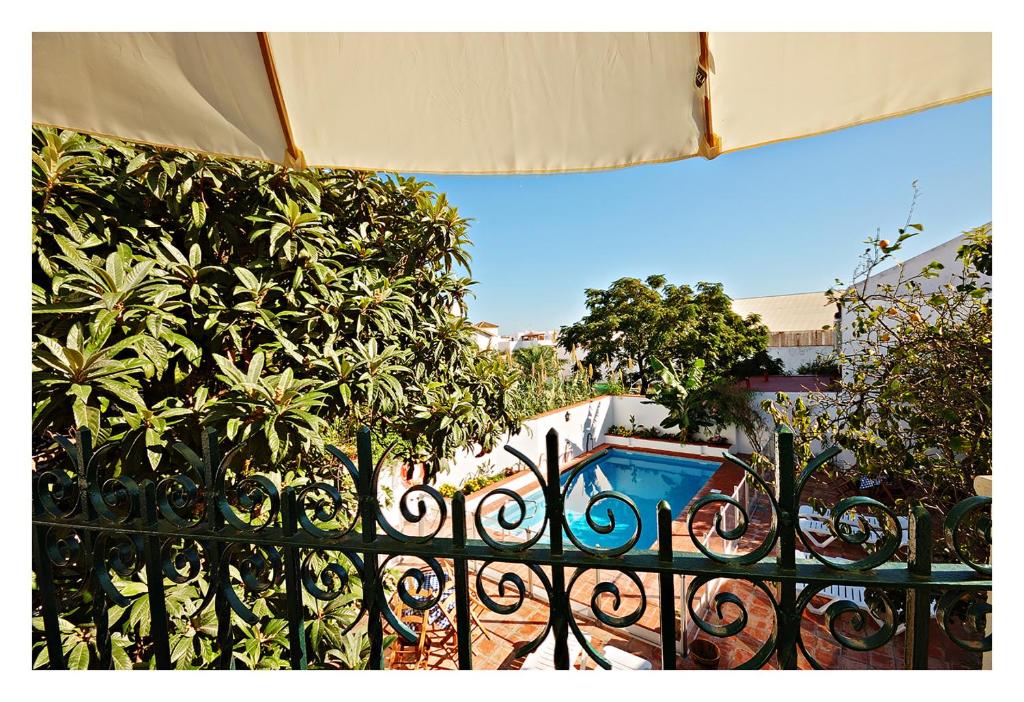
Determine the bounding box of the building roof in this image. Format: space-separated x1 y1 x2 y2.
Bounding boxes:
731 291 835 333
474 321 500 329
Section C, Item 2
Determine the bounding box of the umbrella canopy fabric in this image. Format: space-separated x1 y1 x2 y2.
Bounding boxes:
32 32 990 174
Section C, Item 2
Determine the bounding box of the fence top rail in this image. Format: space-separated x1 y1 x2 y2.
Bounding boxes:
30 514 990 590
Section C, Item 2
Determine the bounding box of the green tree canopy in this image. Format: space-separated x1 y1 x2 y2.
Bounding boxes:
511 345 561 380
32 128 520 479
558 275 769 393
819 222 991 512
763 220 991 517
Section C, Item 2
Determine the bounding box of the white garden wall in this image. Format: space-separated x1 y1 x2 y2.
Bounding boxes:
443 396 615 489
608 394 669 430
768 345 833 373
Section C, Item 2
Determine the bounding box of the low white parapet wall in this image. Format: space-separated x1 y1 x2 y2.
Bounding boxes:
378 396 617 512
603 433 731 458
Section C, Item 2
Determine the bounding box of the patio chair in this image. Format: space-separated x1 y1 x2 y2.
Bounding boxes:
602 645 653 670
798 505 910 549
794 550 935 633
797 514 840 549
520 630 586 670
435 563 493 641
388 608 429 669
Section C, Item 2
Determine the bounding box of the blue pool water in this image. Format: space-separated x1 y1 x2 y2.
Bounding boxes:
479 448 719 551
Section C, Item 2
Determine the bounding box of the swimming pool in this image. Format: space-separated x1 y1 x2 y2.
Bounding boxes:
478 448 719 551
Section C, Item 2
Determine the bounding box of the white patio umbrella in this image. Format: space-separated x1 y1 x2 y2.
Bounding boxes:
32 32 990 174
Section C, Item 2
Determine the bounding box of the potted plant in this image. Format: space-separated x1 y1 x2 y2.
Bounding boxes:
690 638 721 668
707 434 731 448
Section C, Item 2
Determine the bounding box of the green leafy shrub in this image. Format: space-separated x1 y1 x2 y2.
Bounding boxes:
32 127 521 478
460 472 508 495
31 128 526 669
502 365 597 418
796 355 840 377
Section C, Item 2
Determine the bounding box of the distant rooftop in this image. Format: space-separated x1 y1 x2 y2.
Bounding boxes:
731 291 836 333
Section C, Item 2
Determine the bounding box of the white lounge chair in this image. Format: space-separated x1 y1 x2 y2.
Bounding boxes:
798 505 910 549
521 630 586 670
795 581 872 616
795 550 935 633
603 645 653 670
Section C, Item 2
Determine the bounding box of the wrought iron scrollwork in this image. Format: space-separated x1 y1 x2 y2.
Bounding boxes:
560 457 642 557
216 470 280 532
475 560 553 659
156 473 204 528
935 589 991 652
473 446 550 552
35 453 80 519
687 452 779 565
686 575 780 669
372 555 448 644
566 567 647 669
30 425 992 670
294 482 356 538
161 537 205 584
220 542 282 624
944 495 992 576
92 532 146 606
794 583 899 667
793 446 905 571
379 484 448 544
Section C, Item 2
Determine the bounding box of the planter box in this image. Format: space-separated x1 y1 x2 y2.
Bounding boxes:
603 433 731 458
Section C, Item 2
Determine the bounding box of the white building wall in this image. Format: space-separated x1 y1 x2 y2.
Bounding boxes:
768 345 833 373
437 396 615 490
840 233 990 365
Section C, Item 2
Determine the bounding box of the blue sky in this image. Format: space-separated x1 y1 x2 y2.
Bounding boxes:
417 96 991 333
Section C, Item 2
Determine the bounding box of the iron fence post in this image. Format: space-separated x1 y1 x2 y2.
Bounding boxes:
281 488 308 669
657 500 677 669
680 574 688 659
356 427 385 669
545 429 571 669
775 427 798 669
200 427 234 669
904 503 932 669
74 429 112 669
32 492 64 669
141 480 172 669
452 491 473 669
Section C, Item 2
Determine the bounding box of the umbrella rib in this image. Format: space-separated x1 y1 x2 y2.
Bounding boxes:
697 32 722 159
257 32 306 169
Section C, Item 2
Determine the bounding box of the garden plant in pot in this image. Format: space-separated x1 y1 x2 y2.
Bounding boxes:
690 638 721 668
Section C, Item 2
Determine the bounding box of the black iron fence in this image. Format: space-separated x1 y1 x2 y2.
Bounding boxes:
32 426 991 669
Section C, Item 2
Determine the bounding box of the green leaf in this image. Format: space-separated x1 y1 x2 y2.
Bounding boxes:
126 152 148 173
111 643 133 670
235 267 259 290
67 642 90 670
191 200 207 229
